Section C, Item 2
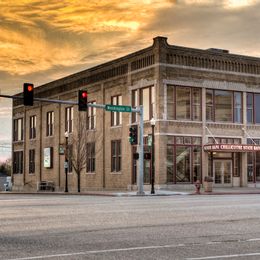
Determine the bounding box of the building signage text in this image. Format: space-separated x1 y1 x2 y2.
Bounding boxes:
204 144 260 152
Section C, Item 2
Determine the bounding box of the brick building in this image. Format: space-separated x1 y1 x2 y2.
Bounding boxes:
12 36 260 192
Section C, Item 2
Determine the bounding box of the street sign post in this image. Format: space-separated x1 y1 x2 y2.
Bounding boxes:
105 104 132 113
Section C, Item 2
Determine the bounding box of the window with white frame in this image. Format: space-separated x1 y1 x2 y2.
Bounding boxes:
29 115 36 139
87 101 96 130
65 107 73 133
46 111 54 136
140 86 155 121
13 118 24 141
111 95 122 126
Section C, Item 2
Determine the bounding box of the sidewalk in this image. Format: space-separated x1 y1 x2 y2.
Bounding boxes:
2 187 260 196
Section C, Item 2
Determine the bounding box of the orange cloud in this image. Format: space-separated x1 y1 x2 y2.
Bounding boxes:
0 0 172 75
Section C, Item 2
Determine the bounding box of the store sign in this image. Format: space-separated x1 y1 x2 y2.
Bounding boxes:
204 144 260 152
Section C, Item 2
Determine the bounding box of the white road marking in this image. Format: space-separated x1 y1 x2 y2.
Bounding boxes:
187 252 260 260
247 238 260 241
7 237 260 260
7 244 186 260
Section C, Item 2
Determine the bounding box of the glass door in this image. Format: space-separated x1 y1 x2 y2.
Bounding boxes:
213 160 232 185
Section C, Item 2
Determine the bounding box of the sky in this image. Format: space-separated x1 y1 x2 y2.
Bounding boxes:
0 0 260 162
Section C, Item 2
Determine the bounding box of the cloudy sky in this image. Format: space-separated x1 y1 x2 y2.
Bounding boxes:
0 0 260 161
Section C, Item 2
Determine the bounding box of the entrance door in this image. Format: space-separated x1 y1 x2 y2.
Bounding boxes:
213 160 232 185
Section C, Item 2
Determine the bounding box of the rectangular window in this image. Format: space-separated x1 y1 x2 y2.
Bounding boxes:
111 95 122 126
111 140 121 172
168 86 201 121
192 88 201 121
255 94 260 124
29 115 36 139
29 149 35 174
13 151 23 174
215 90 232 122
167 85 175 120
206 90 214 121
176 87 190 120
206 89 242 123
132 90 138 123
46 111 54 136
234 92 242 123
140 86 155 121
166 136 202 184
87 101 96 130
13 118 24 141
65 107 73 133
86 142 95 172
247 93 253 123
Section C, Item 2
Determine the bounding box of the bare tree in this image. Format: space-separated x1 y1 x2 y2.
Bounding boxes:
69 113 87 192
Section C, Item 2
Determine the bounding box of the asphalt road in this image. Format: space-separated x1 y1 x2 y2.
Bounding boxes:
1 194 260 260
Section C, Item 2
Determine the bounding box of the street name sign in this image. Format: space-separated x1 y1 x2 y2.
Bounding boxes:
105 104 132 113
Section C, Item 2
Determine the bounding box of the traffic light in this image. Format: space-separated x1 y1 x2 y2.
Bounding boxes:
23 83 34 106
78 90 88 111
129 125 138 145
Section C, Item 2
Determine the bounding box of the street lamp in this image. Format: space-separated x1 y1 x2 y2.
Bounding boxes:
150 117 156 194
64 131 69 193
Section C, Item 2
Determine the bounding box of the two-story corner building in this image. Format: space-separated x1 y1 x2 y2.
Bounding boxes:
12 36 260 192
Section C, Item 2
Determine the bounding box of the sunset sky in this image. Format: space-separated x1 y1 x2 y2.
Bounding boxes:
1 0 260 161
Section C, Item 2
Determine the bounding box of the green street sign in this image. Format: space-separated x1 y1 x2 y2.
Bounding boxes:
105 104 132 113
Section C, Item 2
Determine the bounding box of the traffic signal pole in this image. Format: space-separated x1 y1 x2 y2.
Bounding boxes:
137 105 145 195
1 92 145 196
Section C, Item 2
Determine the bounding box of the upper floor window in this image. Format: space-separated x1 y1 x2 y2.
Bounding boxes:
167 86 201 121
86 142 95 173
246 93 260 124
87 101 96 130
140 86 155 121
111 95 122 126
206 89 242 123
65 107 73 133
13 118 23 141
46 111 54 136
29 115 36 139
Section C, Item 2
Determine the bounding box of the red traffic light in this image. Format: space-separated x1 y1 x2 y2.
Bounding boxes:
81 92 87 98
27 85 33 92
23 83 34 106
78 90 88 111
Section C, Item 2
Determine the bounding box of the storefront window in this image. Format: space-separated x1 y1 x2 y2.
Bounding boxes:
247 152 254 182
166 136 201 184
176 146 191 182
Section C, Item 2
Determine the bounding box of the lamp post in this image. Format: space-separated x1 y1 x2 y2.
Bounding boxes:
150 117 156 194
64 131 69 193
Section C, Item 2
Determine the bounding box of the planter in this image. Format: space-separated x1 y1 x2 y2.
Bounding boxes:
204 176 213 192
204 181 213 192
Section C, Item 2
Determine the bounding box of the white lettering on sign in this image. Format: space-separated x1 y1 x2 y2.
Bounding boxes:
204 144 260 152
